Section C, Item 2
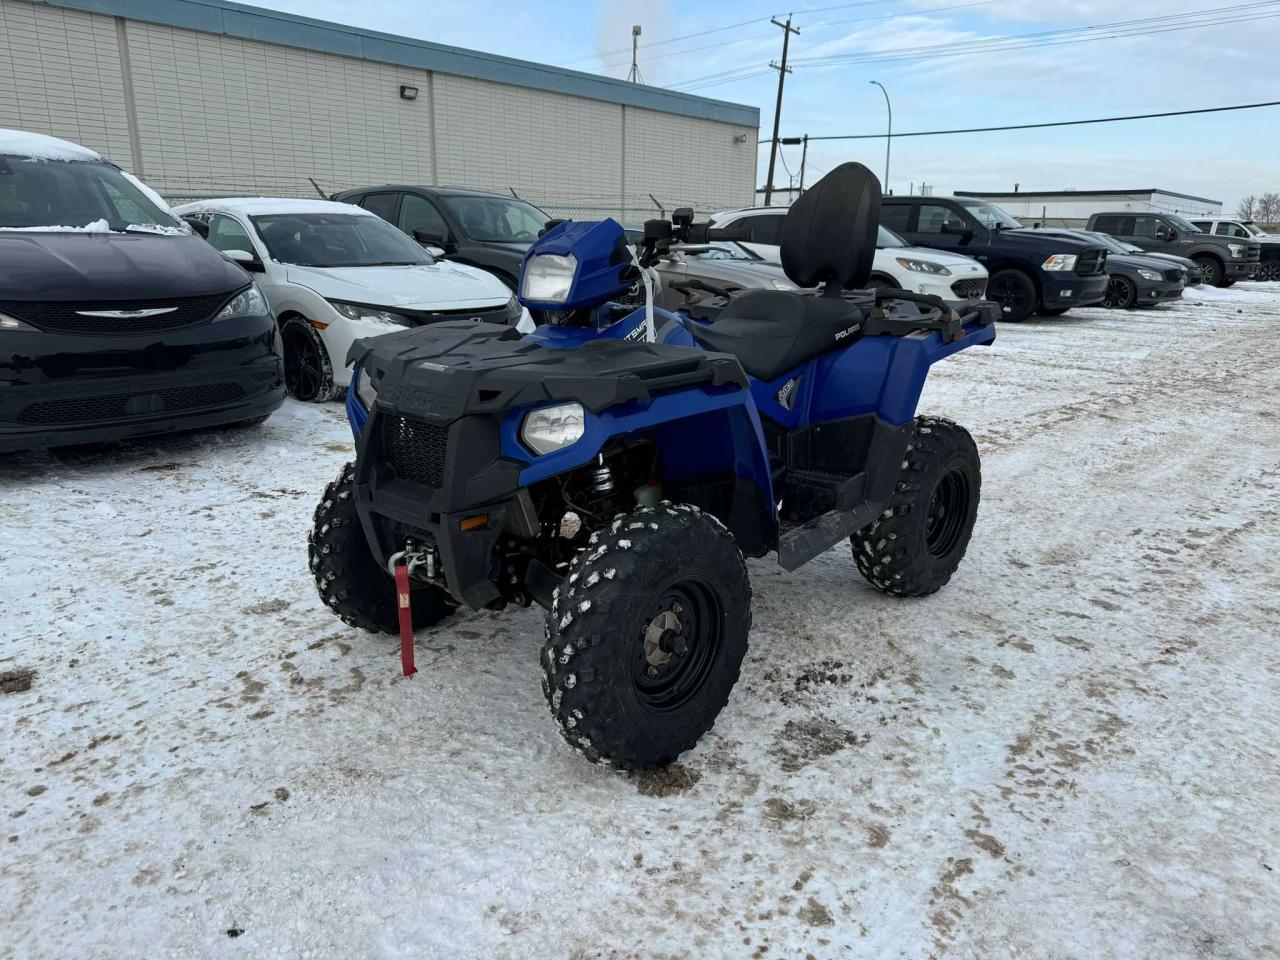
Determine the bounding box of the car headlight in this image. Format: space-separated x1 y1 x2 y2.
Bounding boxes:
895 257 952 276
0 312 35 331
501 294 523 323
521 402 585 456
1138 268 1162 281
1228 244 1246 259
329 301 409 326
1041 254 1078 272
215 285 269 320
522 254 577 303
355 364 377 410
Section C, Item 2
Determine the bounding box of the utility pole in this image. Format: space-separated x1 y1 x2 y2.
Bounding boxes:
763 15 799 207
781 135 809 194
628 25 643 84
869 80 892 193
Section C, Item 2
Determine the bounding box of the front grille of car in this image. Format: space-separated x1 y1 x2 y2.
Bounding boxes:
0 294 232 334
15 383 245 425
1164 269 1183 283
398 304 513 326
1247 246 1262 262
383 416 449 487
1075 250 1107 275
950 278 987 299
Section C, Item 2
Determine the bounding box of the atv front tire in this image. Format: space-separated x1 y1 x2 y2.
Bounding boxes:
308 462 456 633
852 417 980 598
541 503 751 770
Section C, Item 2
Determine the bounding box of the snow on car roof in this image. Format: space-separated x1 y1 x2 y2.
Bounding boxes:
173 197 373 218
0 128 102 162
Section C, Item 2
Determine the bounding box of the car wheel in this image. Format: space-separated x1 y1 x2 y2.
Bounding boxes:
987 269 1038 322
1102 276 1137 309
1193 256 1224 288
280 316 341 403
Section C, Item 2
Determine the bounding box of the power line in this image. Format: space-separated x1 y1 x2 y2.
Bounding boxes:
673 1 1279 90
767 99 1280 142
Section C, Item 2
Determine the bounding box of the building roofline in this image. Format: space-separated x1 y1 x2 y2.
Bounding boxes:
954 188 1221 206
42 0 760 127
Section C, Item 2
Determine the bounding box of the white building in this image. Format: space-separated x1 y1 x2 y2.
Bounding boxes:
0 0 759 220
952 188 1223 227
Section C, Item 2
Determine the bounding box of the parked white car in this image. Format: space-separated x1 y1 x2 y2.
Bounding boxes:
709 206 989 302
174 198 531 402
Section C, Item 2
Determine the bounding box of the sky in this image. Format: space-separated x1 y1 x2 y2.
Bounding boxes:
247 0 1280 211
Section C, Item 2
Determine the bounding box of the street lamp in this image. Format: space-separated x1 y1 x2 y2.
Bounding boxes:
869 80 891 193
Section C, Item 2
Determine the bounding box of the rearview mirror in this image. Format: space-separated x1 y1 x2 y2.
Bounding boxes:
223 248 264 272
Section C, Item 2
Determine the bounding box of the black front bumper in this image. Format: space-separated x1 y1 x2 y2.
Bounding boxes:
351 408 527 610
1042 272 1109 308
1225 260 1259 279
0 313 284 453
1135 279 1185 305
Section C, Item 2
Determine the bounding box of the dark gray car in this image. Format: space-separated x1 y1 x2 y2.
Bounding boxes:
1086 211 1259 287
331 185 550 290
1031 229 1184 309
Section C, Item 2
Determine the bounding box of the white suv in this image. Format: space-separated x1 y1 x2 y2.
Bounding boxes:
709 206 988 301
176 198 532 401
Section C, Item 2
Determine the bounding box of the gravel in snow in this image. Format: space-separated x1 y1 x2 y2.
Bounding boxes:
2 285 1279 958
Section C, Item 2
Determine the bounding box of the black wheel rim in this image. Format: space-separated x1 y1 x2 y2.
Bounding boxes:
631 579 723 714
282 325 323 401
990 277 1030 316
1103 277 1131 308
925 468 970 560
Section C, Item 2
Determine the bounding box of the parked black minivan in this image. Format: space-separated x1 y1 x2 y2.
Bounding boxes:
0 130 284 453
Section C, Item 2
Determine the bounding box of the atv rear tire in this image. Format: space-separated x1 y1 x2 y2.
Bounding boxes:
851 417 980 598
308 462 456 633
541 503 751 770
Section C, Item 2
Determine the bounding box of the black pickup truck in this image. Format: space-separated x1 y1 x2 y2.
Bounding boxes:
882 196 1108 321
1086 212 1260 288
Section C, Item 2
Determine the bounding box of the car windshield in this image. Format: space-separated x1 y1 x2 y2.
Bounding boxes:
251 212 431 267
686 242 759 261
1167 214 1202 233
877 226 909 248
0 156 183 232
439 195 549 243
1243 222 1268 237
955 199 1023 230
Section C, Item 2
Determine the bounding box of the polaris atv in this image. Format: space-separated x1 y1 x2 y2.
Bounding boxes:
308 163 998 769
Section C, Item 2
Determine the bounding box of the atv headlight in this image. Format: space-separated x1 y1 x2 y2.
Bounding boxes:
521 402 585 456
1138 268 1162 281
1041 254 1079 272
895 257 952 276
215 285 269 321
1228 243 1246 259
522 254 577 303
329 301 409 326
355 365 377 410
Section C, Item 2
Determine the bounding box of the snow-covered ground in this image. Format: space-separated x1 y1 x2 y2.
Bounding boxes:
3 285 1278 959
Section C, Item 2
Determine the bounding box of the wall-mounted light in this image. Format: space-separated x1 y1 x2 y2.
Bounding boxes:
399 85 419 101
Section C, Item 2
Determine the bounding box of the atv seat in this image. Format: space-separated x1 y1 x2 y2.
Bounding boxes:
687 160 882 382
687 291 869 381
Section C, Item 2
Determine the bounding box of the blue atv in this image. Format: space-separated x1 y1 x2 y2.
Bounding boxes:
309 163 997 769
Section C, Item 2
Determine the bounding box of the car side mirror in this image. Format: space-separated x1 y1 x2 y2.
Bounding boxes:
223 248 264 272
183 217 209 238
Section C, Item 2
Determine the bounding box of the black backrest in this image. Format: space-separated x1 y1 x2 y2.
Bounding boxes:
780 162 881 293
